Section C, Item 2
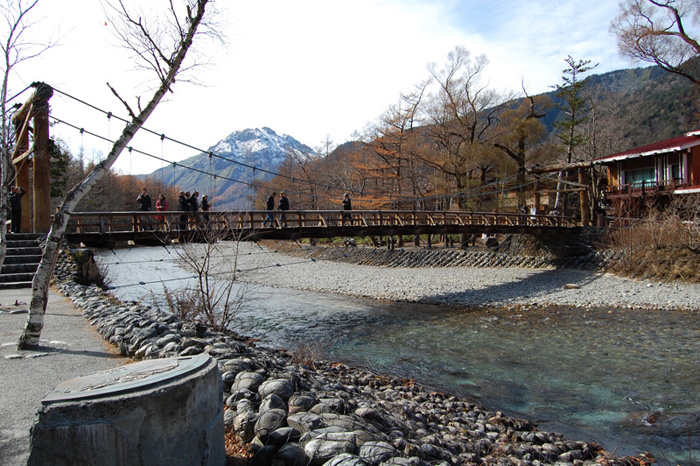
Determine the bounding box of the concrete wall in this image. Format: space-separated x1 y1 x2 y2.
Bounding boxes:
28 355 225 466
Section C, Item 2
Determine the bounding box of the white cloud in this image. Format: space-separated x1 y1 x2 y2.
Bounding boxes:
9 0 631 174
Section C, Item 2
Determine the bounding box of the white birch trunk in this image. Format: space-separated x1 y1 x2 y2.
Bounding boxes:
0 68 13 273
17 0 210 349
0 154 10 267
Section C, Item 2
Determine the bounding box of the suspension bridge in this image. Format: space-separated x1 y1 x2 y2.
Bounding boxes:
64 209 581 248
2 84 591 287
5 82 591 257
8 83 592 240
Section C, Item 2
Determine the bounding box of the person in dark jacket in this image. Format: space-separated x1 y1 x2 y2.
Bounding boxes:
136 187 152 230
177 191 189 231
278 191 289 227
262 192 276 227
342 193 352 225
137 187 152 211
8 186 25 233
188 191 199 229
200 194 210 229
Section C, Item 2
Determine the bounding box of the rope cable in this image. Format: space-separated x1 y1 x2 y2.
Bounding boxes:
52 86 524 203
3 84 33 107
49 85 568 206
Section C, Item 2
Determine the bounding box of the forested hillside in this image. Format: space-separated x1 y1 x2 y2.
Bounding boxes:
257 58 700 214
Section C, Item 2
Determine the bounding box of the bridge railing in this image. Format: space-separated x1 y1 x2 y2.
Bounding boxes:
66 209 578 235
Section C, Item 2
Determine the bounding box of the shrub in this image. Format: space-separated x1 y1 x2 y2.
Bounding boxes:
158 230 247 332
606 196 700 281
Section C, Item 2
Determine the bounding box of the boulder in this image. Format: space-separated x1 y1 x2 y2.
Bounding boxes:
304 432 357 466
268 426 302 446
254 408 288 442
231 371 264 393
288 412 324 433
278 443 308 466
259 393 286 415
358 441 396 464
322 452 367 466
258 378 295 400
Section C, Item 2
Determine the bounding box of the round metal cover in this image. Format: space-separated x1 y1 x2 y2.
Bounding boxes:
42 354 210 404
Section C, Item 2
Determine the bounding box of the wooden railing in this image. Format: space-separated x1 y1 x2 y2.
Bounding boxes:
66 209 579 236
606 178 684 196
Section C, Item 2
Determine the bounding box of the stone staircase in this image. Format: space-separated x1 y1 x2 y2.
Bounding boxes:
0 233 44 289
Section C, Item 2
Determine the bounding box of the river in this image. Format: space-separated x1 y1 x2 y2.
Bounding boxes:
97 246 700 465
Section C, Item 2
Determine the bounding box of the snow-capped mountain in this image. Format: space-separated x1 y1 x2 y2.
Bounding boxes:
148 127 316 209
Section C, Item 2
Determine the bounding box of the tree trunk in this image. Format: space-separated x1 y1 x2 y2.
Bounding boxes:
0 134 12 267
17 0 210 349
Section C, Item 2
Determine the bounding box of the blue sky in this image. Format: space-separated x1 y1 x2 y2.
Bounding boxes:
13 0 633 174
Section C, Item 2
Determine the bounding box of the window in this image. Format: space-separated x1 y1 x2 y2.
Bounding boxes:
624 167 655 187
671 164 681 182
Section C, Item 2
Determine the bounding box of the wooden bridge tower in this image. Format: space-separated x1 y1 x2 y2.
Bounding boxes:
10 82 53 233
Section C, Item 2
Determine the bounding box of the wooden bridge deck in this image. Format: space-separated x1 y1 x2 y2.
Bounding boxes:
65 210 581 247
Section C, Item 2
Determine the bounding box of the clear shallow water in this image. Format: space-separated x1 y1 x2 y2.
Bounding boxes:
97 247 700 465
326 305 700 464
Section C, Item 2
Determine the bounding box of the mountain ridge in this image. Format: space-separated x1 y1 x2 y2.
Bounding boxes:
147 127 316 210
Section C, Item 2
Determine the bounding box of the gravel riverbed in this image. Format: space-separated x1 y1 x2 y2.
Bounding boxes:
233 243 700 312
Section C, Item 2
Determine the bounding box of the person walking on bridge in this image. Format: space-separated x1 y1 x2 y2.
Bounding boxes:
200 194 211 229
136 187 152 231
342 193 352 225
188 191 199 229
278 191 289 227
262 192 276 227
177 191 189 231
155 193 168 231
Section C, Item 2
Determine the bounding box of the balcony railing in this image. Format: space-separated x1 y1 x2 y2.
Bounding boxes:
606 178 684 196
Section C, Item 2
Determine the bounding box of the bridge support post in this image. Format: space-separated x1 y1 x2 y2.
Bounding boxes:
33 94 52 233
15 155 30 233
578 168 589 227
11 82 53 233
12 102 30 233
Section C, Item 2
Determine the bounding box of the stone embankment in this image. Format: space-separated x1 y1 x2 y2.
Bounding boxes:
50 249 650 466
274 243 616 271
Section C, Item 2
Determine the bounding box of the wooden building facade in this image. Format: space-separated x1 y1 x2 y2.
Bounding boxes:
594 130 700 215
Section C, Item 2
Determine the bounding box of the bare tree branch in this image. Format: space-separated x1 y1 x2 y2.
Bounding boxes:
0 0 58 278
106 81 136 119
612 0 700 84
18 0 215 349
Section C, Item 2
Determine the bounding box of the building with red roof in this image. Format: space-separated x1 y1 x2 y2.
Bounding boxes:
594 130 700 214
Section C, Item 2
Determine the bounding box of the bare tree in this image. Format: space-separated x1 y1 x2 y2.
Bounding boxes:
278 148 322 209
368 80 431 205
612 0 700 84
168 231 246 332
316 134 335 157
0 0 56 268
422 46 505 208
321 142 373 207
493 88 550 205
18 0 215 349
